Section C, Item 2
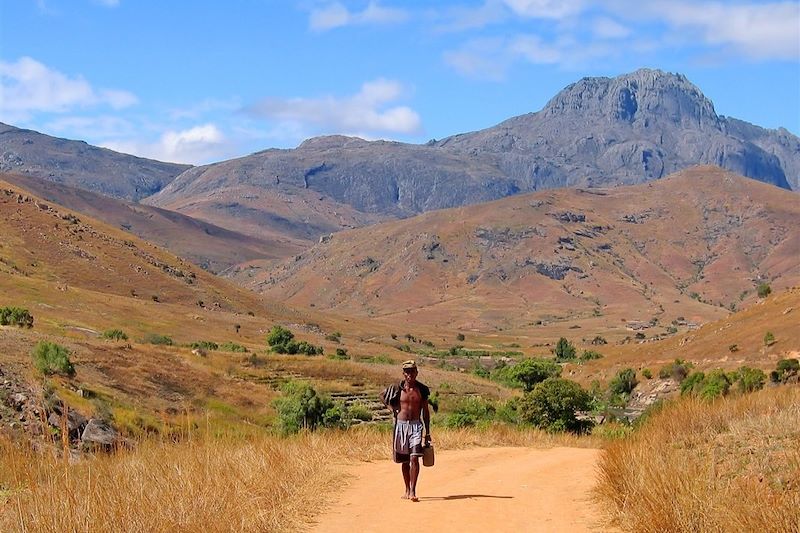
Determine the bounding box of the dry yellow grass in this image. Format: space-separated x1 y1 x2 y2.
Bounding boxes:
596 385 800 532
0 424 597 532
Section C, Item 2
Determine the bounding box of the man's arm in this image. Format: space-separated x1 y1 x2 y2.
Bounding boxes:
422 399 431 440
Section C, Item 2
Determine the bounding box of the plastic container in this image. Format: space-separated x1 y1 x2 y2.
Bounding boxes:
422 443 435 467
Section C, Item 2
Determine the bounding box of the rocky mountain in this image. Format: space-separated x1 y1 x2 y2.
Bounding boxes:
232 166 799 336
0 123 189 201
145 69 798 241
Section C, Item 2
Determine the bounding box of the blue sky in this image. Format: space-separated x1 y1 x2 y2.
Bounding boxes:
1 0 798 164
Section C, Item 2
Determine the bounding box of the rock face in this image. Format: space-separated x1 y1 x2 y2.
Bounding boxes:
434 69 793 190
145 69 798 242
0 123 190 201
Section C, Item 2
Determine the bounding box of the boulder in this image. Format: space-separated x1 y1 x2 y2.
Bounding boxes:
80 418 119 449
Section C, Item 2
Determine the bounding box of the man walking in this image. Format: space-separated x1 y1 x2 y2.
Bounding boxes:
380 360 431 502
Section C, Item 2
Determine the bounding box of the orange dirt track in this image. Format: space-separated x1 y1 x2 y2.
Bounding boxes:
312 446 616 533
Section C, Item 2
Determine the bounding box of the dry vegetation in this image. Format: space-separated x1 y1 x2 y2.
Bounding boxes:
597 385 800 532
0 424 595 532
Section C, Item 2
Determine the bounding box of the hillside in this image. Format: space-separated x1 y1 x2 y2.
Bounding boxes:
0 122 189 201
144 69 798 243
238 166 799 341
1 171 304 272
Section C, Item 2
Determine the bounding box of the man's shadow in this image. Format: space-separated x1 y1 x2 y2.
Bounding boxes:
419 494 513 501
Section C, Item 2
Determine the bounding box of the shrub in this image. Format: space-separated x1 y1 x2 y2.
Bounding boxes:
579 350 603 362
219 341 247 353
456 333 465 341
591 336 607 345
659 359 693 382
266 325 294 347
757 283 772 298
733 366 766 393
191 340 219 351
771 358 800 383
728 344 739 353
272 381 336 434
143 333 173 346
518 378 592 433
608 368 638 396
101 328 128 341
0 306 34 328
553 337 576 361
444 397 496 428
680 372 706 396
699 369 731 399
330 348 349 360
763 331 776 346
642 368 653 379
325 332 341 343
32 341 75 376
348 402 373 422
492 358 561 391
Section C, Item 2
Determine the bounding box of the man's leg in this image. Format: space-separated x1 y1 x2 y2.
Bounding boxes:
402 461 411 498
409 456 420 501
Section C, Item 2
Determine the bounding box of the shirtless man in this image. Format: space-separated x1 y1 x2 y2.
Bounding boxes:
384 360 431 502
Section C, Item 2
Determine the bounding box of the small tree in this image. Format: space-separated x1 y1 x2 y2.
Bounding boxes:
734 367 766 393
608 368 638 396
272 381 335 434
267 325 294 347
757 283 772 298
32 341 75 376
101 328 128 341
764 331 776 346
511 358 562 391
553 337 576 361
519 378 591 433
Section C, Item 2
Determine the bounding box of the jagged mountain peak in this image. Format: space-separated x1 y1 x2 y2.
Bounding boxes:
541 68 718 126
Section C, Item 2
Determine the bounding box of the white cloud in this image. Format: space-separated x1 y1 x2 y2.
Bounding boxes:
591 17 630 39
646 1 800 60
310 1 408 31
101 124 227 165
245 79 421 138
0 56 137 119
509 35 563 64
502 0 585 20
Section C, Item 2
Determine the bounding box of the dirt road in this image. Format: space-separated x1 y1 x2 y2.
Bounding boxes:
311 446 615 533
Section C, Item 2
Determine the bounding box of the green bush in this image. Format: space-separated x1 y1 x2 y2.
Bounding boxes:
764 331 776 346
608 368 638 396
680 372 706 396
219 341 248 353
659 359 693 382
190 340 219 351
143 333 173 345
272 381 338 434
492 358 561 391
456 333 465 341
771 358 800 383
732 366 766 393
579 350 603 362
0 306 34 328
553 337 576 361
642 368 653 379
32 341 75 376
757 283 772 298
518 378 591 433
348 402 374 422
266 325 295 347
101 328 128 341
330 347 349 360
444 397 496 428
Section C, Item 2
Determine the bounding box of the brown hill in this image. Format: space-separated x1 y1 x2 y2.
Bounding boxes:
240 166 799 342
1 171 304 272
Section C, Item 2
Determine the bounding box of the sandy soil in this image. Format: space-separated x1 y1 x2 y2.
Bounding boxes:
311 446 617 533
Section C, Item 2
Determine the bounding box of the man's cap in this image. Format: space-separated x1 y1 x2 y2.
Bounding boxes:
402 360 417 370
